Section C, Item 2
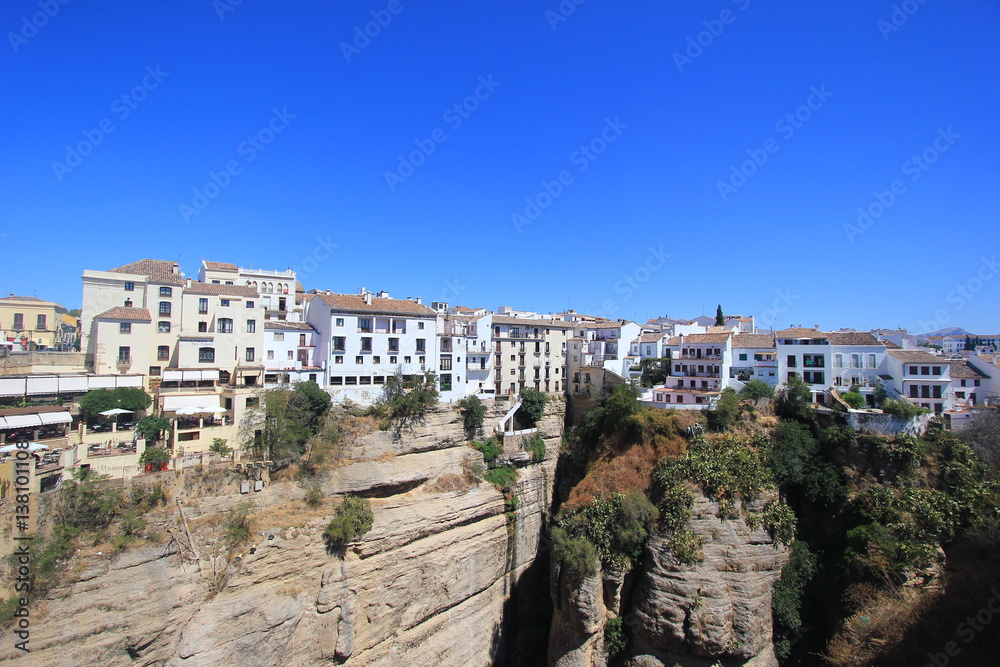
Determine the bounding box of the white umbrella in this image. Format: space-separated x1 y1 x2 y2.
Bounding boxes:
174 407 200 416
0 442 49 453
200 406 227 414
99 408 134 417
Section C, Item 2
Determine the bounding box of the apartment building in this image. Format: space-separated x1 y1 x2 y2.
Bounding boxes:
492 314 573 396
828 332 889 396
884 350 952 414
569 320 643 378
304 288 437 405
262 321 325 387
646 332 734 409
730 333 778 386
198 260 299 321
947 359 990 407
437 309 493 401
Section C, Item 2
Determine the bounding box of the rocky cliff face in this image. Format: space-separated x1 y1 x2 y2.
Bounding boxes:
548 493 789 667
0 398 563 666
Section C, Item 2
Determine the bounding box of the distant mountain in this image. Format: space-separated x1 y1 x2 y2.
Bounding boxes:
917 327 968 338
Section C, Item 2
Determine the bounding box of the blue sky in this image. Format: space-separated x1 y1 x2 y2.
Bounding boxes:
2 0 998 333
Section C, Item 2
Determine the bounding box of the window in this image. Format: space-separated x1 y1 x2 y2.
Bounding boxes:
226 281 233 286
440 356 453 371
221 299 230 307
921 366 930 375
332 336 346 351
159 287 172 297
334 355 344 364
850 354 861 369
245 348 255 362
418 322 424 330
373 356 380 364
956 391 966 399
36 314 47 329
126 299 134 307
287 351 294 360
198 298 209 314
419 355 425 364
273 332 284 341
416 338 426 353
246 319 255 333
786 355 797 368
159 302 171 317
974 379 981 387
149 366 161 376
217 318 233 333
330 376 343 385
120 322 131 334
359 318 372 333
961 379 967 387
246 300 255 309
345 377 357 385
118 346 130 362
361 337 372 352
867 354 877 369
739 353 747 361
267 350 274 360
199 347 215 363
12 313 22 329
124 282 134 291
390 356 397 364
212 280 220 284
404 356 411 363
388 337 399 352
932 366 941 375
834 354 843 368
198 321 208 332
335 318 345 326
355 356 364 364
158 321 170 333
157 345 169 360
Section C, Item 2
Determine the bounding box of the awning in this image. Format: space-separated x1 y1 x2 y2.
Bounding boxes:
162 394 222 411
39 411 73 425
162 370 220 381
1 414 43 429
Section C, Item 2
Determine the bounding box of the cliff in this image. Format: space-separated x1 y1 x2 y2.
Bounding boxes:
548 493 789 667
0 397 563 666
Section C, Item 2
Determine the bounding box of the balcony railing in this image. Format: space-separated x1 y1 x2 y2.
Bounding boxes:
680 353 721 361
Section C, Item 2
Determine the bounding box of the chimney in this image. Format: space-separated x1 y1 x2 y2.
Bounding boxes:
359 286 367 296
363 292 372 305
416 297 422 305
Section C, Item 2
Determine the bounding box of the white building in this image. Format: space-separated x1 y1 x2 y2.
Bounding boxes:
304 288 437 405
730 333 778 386
884 350 952 414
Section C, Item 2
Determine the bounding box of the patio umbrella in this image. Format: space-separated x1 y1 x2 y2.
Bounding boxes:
200 406 227 414
174 406 201 416
99 408 134 417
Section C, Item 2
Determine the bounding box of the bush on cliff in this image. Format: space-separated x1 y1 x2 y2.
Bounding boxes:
324 495 374 555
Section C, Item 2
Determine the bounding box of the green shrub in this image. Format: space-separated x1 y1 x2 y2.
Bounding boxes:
472 438 503 465
558 490 658 571
484 465 517 491
324 495 374 553
668 528 705 565
881 399 927 418
706 388 740 432
841 391 866 409
604 616 626 657
209 438 232 457
772 541 816 659
761 498 797 545
740 378 775 404
459 395 487 435
551 527 597 579
136 416 172 441
139 446 172 466
525 434 546 462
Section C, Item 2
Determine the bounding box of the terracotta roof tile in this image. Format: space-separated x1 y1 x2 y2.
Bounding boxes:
828 332 881 346
732 333 776 349
887 350 943 363
492 314 575 328
264 321 317 331
666 333 732 345
0 295 44 302
202 261 237 271
775 328 827 339
109 259 185 286
315 292 436 317
95 307 152 322
948 360 989 379
639 334 664 343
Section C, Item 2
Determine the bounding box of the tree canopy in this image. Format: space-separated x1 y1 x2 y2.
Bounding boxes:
517 388 548 427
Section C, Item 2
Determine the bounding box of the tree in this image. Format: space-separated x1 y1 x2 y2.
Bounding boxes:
113 387 151 412
517 388 547 427
324 495 374 554
958 409 1000 470
139 446 172 466
78 389 117 417
707 387 740 432
715 304 725 327
136 416 171 442
769 420 819 488
740 378 774 405
210 438 232 457
459 395 487 436
841 391 866 409
775 376 813 421
638 357 670 388
288 381 332 435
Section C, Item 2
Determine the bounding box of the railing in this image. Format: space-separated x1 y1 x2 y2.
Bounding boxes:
680 353 721 361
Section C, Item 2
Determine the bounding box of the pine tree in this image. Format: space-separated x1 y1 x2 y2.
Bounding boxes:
715 305 725 327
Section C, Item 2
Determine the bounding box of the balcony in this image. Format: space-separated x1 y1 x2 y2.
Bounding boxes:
680 353 722 361
498 331 543 340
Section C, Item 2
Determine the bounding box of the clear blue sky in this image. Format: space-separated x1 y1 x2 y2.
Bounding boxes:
2 1 998 333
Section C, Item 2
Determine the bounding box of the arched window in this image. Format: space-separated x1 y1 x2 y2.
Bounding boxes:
217 318 233 333
198 347 215 363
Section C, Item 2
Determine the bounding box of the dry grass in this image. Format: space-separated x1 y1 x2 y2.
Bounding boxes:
824 586 935 666
423 473 475 494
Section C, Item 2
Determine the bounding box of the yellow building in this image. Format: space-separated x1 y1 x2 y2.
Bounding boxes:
0 295 77 350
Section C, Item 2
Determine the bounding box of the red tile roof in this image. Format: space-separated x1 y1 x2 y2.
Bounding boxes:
828 332 881 346
95 307 152 322
184 282 259 297
887 350 943 363
775 328 827 339
492 315 575 328
202 261 237 271
948 360 989 379
732 333 776 349
666 333 732 345
0 295 44 302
